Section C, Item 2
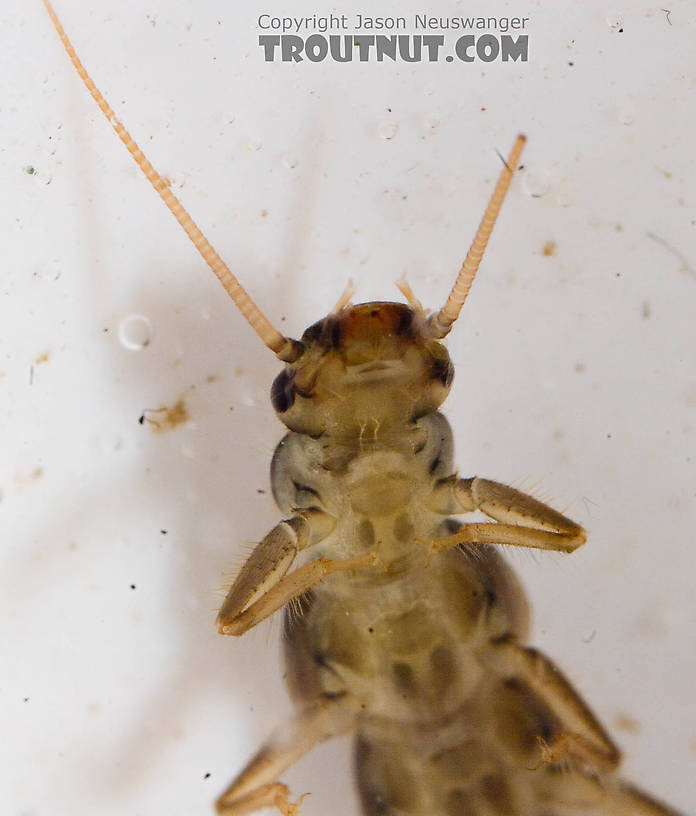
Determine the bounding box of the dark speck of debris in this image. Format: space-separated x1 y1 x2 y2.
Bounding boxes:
387 107 392 112
257 489 266 494
160 529 168 535
606 433 612 440
130 584 137 590
138 414 146 425
618 28 624 33
24 165 37 175
568 61 574 66
615 272 621 278
23 696 30 702
542 240 557 257
204 772 211 780
582 629 597 644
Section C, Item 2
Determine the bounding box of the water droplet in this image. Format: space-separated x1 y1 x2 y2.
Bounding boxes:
118 314 154 350
378 120 399 141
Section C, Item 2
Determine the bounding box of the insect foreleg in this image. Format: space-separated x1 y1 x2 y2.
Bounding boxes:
216 699 358 816
217 509 377 636
427 476 586 553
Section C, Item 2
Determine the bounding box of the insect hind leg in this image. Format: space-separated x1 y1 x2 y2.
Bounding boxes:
537 767 686 816
216 700 357 815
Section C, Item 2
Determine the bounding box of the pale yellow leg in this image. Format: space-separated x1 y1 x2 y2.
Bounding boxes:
216 701 358 815
217 508 337 636
483 636 619 770
427 476 586 553
537 765 686 816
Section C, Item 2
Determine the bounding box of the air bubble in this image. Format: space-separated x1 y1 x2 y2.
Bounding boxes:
606 12 624 32
522 170 552 199
617 105 635 126
282 154 299 170
118 314 154 350
378 120 399 141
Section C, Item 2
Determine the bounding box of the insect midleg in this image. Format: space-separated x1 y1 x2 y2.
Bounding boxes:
481 637 619 767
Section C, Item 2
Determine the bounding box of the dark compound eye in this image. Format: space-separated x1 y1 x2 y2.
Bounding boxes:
431 353 454 388
270 369 296 413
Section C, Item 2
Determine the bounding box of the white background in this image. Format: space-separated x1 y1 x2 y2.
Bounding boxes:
2 1 695 815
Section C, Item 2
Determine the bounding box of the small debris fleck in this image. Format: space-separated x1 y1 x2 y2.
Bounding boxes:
614 714 640 734
642 301 651 319
35 351 50 364
257 489 266 494
542 240 557 257
24 165 36 175
568 61 574 66
130 584 136 590
204 772 211 780
23 696 30 703
141 399 190 433
160 529 168 535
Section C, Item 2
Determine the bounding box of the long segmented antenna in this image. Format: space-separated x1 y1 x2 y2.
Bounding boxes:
43 0 303 362
426 134 526 339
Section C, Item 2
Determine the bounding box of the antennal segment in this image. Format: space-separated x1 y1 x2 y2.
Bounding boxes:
427 134 526 339
43 0 302 362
